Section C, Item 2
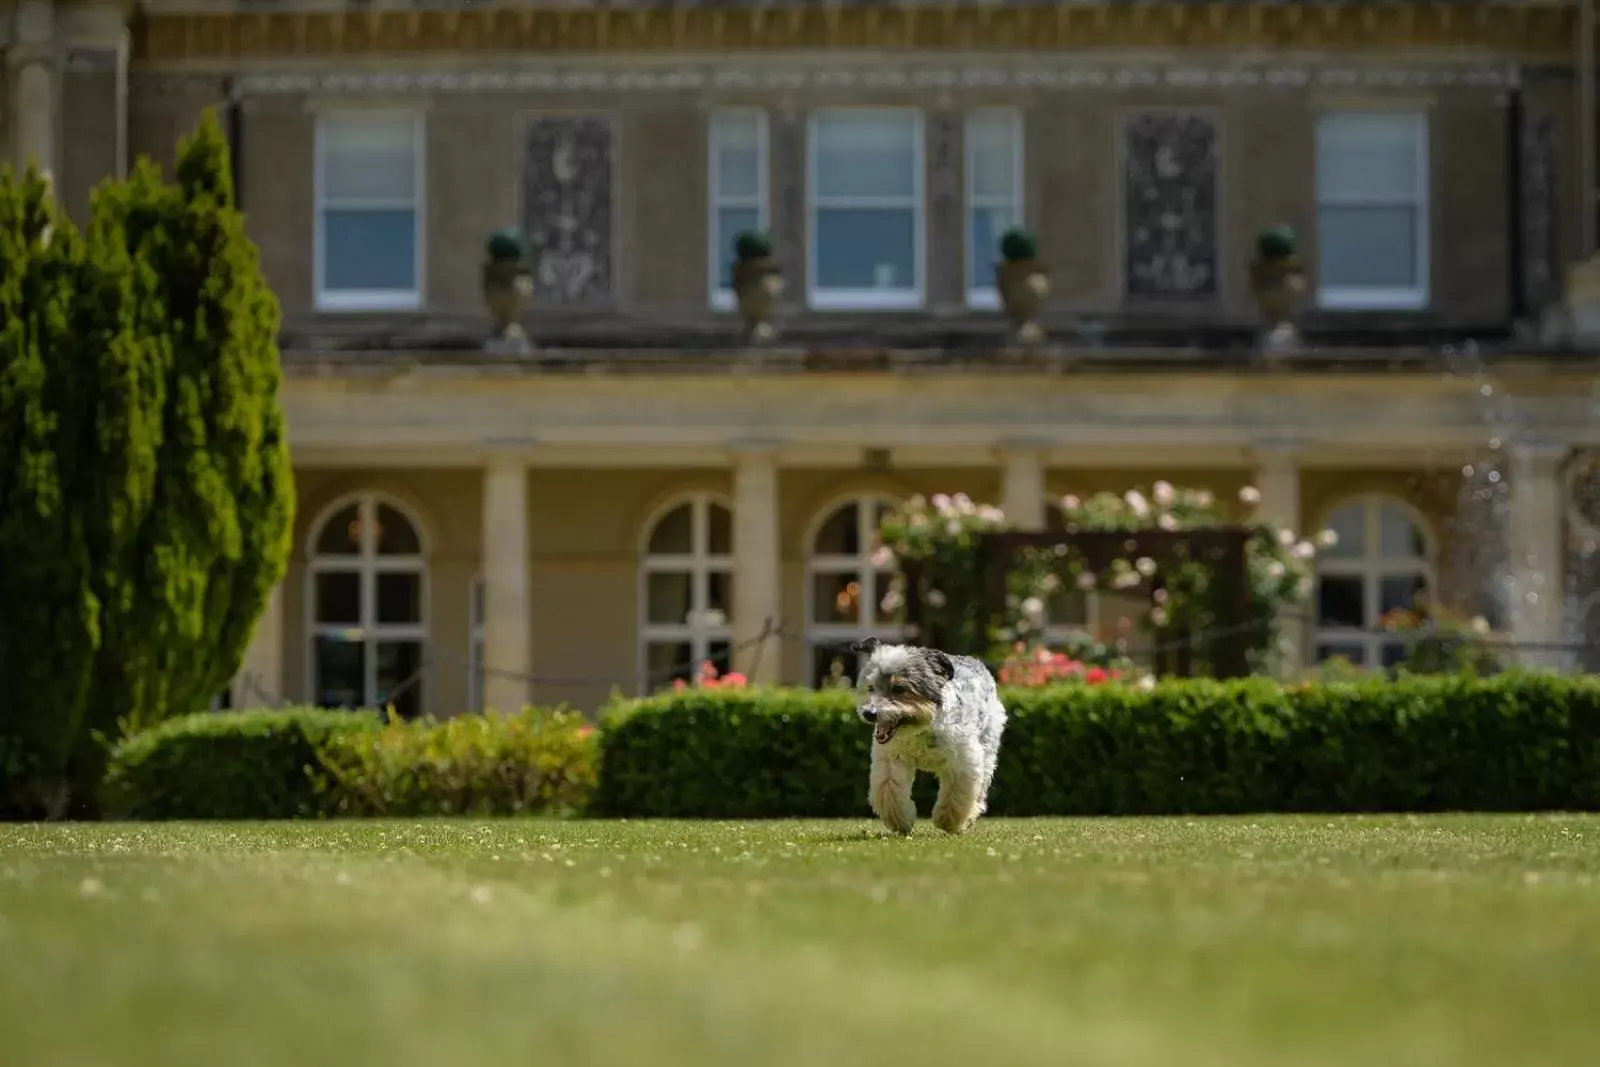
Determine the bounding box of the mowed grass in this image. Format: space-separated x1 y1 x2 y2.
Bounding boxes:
2 817 1599 1067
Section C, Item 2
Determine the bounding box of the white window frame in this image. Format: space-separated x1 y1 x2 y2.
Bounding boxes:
1314 110 1430 312
805 493 907 684
637 492 735 695
305 492 430 713
964 108 1024 310
806 108 925 311
468 573 485 713
708 109 770 311
313 111 426 313
1313 495 1434 669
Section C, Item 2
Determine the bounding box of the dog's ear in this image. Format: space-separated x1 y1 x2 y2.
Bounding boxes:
850 637 881 657
927 649 955 683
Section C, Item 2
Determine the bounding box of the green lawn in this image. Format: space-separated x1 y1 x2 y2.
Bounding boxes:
2 817 1598 1067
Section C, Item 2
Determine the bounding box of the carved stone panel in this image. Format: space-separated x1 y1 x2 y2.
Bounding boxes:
1520 108 1560 314
1122 112 1218 299
521 115 614 304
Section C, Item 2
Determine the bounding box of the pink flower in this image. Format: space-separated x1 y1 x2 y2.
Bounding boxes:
1076 571 1097 590
931 493 953 513
870 545 895 567
1157 513 1179 531
1152 481 1175 507
1060 494 1082 510
1124 490 1150 517
1150 606 1169 627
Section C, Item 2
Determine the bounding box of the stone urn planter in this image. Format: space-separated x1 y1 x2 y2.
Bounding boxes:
994 227 1049 345
482 227 535 354
1249 224 1306 354
730 230 784 343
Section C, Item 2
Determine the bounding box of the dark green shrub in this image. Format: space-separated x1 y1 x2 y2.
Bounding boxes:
102 707 378 819
594 674 1600 818
314 708 599 817
486 226 528 263
998 227 1038 262
733 230 773 261
1255 224 1298 260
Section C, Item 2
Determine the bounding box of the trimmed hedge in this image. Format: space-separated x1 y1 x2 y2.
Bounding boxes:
102 707 379 819
593 674 1600 818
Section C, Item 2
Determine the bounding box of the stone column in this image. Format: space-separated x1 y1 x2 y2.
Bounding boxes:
998 444 1048 530
1250 443 1305 676
12 0 58 180
481 456 531 712
731 445 782 684
1508 443 1570 671
231 581 284 707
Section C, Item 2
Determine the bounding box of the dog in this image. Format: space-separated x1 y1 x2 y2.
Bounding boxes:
850 638 1007 836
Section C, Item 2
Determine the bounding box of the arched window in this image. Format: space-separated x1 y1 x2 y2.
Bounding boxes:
307 493 428 717
1041 503 1097 645
806 494 903 686
639 493 734 692
1313 495 1431 669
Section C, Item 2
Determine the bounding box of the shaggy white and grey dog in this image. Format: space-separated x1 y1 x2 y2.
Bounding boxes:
850 638 1007 836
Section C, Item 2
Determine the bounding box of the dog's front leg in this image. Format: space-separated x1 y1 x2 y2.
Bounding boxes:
869 749 917 836
931 746 985 835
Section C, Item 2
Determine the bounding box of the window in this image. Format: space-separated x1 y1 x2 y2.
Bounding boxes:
808 109 923 309
1315 111 1428 310
315 112 424 311
639 493 734 693
709 110 769 310
1041 504 1097 645
468 574 485 713
965 109 1023 309
1313 495 1431 669
806 494 905 686
307 493 428 717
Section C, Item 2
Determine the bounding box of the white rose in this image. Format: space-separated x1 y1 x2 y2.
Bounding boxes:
1239 486 1262 507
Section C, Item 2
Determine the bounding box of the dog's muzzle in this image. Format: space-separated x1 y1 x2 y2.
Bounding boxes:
859 705 899 745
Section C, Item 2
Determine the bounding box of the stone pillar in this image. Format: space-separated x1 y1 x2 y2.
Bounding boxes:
998 445 1048 530
231 581 284 707
11 0 57 179
481 456 531 712
1508 443 1570 671
1250 443 1305 676
731 445 782 684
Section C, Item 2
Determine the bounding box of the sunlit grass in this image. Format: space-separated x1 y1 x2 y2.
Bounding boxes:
2 816 1597 1067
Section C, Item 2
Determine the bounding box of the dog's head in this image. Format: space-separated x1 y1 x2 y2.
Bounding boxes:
850 638 956 746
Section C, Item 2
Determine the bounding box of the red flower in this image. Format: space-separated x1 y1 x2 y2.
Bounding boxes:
1085 667 1109 684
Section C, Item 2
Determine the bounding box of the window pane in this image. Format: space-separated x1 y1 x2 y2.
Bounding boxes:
1322 504 1366 560
1316 642 1368 666
316 505 362 556
1380 574 1426 616
813 571 865 625
967 113 1017 200
814 112 917 199
314 571 361 626
375 504 421 556
314 635 366 708
869 569 899 624
706 640 734 676
322 209 417 293
646 641 694 690
321 115 417 202
707 570 733 617
1380 641 1408 669
1317 113 1420 201
1317 205 1417 290
648 504 693 555
969 205 1015 290
707 503 733 556
714 114 762 200
814 208 916 291
1047 588 1091 627
374 640 423 719
1317 576 1365 628
376 572 421 625
471 577 485 628
715 206 762 291
813 503 862 556
1379 503 1426 558
647 571 694 626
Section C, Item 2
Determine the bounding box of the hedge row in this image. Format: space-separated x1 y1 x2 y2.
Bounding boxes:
99 674 1600 820
593 673 1600 818
102 707 597 820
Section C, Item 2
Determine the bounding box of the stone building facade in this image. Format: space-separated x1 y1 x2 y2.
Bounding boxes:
5 0 1600 713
